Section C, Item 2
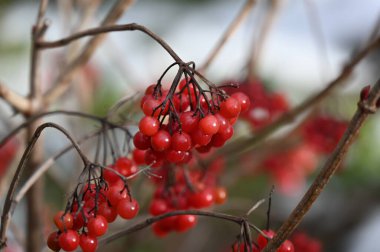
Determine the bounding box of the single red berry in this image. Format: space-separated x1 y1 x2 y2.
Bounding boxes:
220 97 241 118
59 230 79 251
47 231 61 251
191 128 212 146
87 215 108 237
257 230 276 249
152 222 169 237
142 97 162 117
132 149 146 165
277 240 295 252
151 130 171 151
144 148 164 167
188 189 214 208
115 157 138 177
149 199 169 216
54 211 74 231
214 187 227 204
180 111 199 133
175 215 197 232
117 198 140 219
107 185 127 207
231 92 250 113
145 84 156 95
103 165 119 184
133 131 151 150
199 115 220 135
176 151 193 164
171 132 192 151
165 149 185 163
139 116 159 136
79 233 98 252
98 202 118 223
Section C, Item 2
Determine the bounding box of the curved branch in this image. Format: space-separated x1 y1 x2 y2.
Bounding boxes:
0 110 131 149
0 122 90 248
37 23 182 62
98 209 263 248
200 0 257 71
263 78 380 251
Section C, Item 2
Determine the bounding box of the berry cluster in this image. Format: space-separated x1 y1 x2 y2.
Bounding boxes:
134 75 250 167
47 157 139 252
231 229 294 252
149 158 227 236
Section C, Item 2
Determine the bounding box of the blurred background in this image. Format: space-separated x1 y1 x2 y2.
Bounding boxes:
0 0 380 251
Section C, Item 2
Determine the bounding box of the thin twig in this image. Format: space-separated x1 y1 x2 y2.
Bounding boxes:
200 0 256 71
0 110 130 149
0 83 30 114
262 78 380 251
98 210 264 248
247 0 284 79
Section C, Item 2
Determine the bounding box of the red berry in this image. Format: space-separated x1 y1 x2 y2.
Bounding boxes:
115 157 138 177
144 148 165 167
107 185 127 207
180 112 199 133
139 116 159 136
191 128 212 146
132 149 146 165
231 92 250 113
220 97 241 118
133 131 151 150
189 189 214 208
214 187 227 204
47 231 61 251
199 115 220 135
166 149 185 163
151 130 171 151
149 199 169 216
175 215 197 232
152 222 169 237
59 230 79 251
117 199 139 219
257 230 276 249
171 132 192 151
277 240 294 252
98 202 117 223
87 215 108 237
142 97 162 117
54 211 74 231
79 233 98 252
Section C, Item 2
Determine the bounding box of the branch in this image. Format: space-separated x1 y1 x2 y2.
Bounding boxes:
247 0 284 79
43 0 134 106
200 0 257 71
0 110 131 149
0 122 90 248
217 35 380 159
98 209 264 248
0 83 30 114
262 78 380 251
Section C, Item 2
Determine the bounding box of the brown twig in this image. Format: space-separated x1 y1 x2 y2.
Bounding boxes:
0 122 91 249
98 210 264 248
247 0 283 80
217 35 380 159
43 0 134 106
0 83 30 114
0 110 131 149
200 0 256 72
262 78 380 251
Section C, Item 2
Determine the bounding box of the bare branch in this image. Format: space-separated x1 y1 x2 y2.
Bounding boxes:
0 83 30 114
200 0 257 71
262 78 380 251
